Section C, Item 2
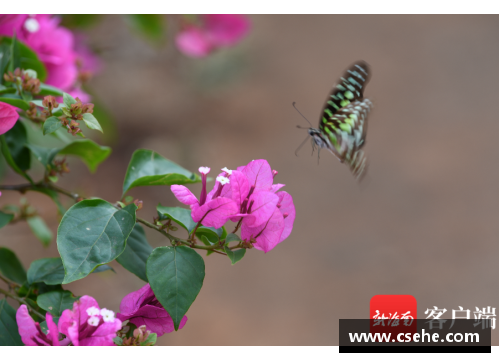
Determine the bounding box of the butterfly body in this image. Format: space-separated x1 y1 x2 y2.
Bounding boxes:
307 61 372 180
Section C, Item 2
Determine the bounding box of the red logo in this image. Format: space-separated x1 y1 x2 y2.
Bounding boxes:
370 295 417 339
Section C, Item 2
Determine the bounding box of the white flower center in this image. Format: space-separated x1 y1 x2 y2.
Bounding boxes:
24 18 40 33
198 166 210 175
86 306 101 317
87 316 100 326
100 308 115 322
216 176 230 185
221 167 232 175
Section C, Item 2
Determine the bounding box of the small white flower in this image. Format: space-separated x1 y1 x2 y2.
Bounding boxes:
216 176 230 185
221 167 232 175
198 166 210 175
87 316 100 326
24 18 39 33
100 308 115 322
86 306 100 316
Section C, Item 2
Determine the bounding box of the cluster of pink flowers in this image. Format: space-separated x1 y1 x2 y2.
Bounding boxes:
0 14 100 101
16 284 181 346
17 296 121 346
171 159 296 253
175 14 250 58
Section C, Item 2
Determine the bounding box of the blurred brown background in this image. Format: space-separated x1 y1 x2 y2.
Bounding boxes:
1 15 498 345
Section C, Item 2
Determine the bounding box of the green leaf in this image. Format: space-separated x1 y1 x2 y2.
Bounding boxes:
30 186 65 215
113 336 123 346
9 34 20 72
0 37 47 82
82 113 103 133
27 257 113 285
38 83 64 96
26 144 59 167
39 316 60 335
27 139 110 173
196 226 225 243
0 96 30 110
2 121 30 172
156 205 196 233
57 139 111 173
27 216 53 247
140 332 157 346
122 149 201 196
224 245 246 265
27 258 65 285
127 14 166 43
57 200 137 284
0 211 14 229
37 290 78 317
62 92 76 107
0 134 33 183
0 299 23 346
225 233 241 243
0 86 16 95
0 247 26 285
42 116 62 135
116 224 153 282
0 44 11 84
93 264 115 274
147 246 205 331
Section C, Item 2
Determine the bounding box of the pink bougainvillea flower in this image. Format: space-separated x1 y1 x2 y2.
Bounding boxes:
175 26 212 58
16 305 67 346
0 15 99 94
171 167 238 228
117 283 187 336
58 295 121 346
175 14 250 58
0 101 19 135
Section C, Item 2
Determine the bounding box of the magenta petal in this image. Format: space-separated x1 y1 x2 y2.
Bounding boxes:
0 102 19 135
270 183 286 193
207 172 232 200
175 26 212 58
241 159 273 192
242 208 285 253
74 296 99 326
204 14 251 47
243 191 279 228
230 170 250 207
58 308 75 340
125 305 187 336
192 197 238 228
171 185 199 206
276 191 295 242
46 313 60 346
118 283 155 316
79 319 121 346
16 305 39 346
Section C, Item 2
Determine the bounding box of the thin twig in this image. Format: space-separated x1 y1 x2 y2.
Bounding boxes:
0 287 46 320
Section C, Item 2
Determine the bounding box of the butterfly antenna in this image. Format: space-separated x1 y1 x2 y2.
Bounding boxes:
292 102 313 127
317 147 321 165
295 134 311 157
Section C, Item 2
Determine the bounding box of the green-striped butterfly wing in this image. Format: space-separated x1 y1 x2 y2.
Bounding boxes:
317 61 372 180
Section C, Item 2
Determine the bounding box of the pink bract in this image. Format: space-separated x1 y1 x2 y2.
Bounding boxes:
175 14 250 58
16 305 63 346
0 102 19 135
58 295 121 346
117 283 187 336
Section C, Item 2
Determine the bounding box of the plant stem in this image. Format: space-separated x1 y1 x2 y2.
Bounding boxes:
2 182 229 253
0 274 19 288
0 287 45 320
232 217 243 234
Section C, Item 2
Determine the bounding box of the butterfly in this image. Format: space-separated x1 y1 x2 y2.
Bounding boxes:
296 61 372 181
